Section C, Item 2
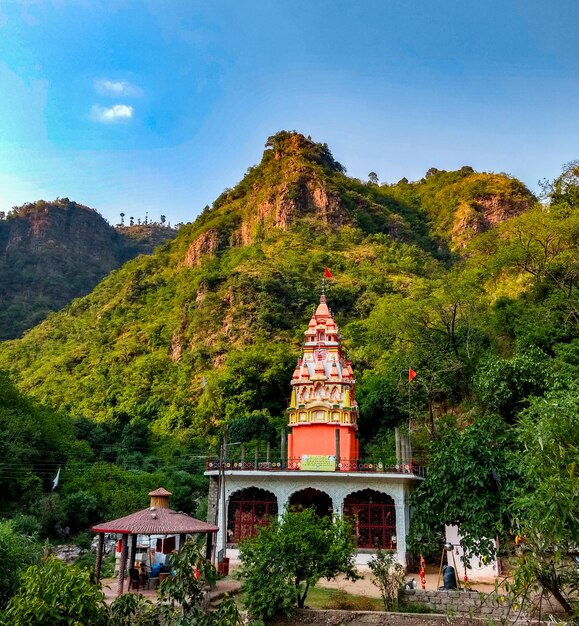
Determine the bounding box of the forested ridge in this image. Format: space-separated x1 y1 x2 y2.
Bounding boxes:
0 198 176 340
0 134 577 612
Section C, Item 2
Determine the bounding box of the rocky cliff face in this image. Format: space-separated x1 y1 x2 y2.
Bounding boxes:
451 195 532 248
0 199 176 340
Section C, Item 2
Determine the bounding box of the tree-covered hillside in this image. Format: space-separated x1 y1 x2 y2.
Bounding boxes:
1 131 568 458
0 134 578 612
0 199 176 340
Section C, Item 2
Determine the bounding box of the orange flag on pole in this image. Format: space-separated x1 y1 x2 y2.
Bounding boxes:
408 368 416 382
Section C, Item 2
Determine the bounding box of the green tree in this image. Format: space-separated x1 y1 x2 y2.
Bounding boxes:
409 415 518 559
0 521 41 607
473 348 550 420
3 555 108 625
238 508 359 620
227 411 276 445
157 540 242 625
543 159 579 212
507 384 579 616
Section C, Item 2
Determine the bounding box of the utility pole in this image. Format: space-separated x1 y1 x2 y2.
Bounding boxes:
219 440 227 558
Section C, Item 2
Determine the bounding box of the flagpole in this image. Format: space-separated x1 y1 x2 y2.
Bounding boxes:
408 371 411 433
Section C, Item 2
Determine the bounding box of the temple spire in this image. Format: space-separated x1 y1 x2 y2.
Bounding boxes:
286 292 359 463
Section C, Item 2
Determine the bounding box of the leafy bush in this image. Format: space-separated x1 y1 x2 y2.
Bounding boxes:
156 540 242 625
10 514 41 537
3 555 108 625
368 548 406 611
109 593 159 626
238 508 359 620
0 521 41 607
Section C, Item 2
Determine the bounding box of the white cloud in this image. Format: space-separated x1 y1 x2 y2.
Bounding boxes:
90 104 134 124
94 79 142 97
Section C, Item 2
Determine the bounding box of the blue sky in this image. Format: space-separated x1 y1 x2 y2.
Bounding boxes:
1 0 578 225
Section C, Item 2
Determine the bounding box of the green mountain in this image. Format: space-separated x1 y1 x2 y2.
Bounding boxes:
2 131 563 454
0 199 176 340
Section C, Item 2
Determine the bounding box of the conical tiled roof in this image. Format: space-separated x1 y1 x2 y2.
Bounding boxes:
92 507 218 535
148 487 172 497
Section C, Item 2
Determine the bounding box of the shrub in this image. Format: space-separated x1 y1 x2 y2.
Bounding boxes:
0 520 41 607
3 555 108 625
368 548 406 611
238 508 359 621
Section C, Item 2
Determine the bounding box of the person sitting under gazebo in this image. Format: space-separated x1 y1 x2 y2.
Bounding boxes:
139 561 149 588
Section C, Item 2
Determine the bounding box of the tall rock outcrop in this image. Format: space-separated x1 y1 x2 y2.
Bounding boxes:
0 199 175 340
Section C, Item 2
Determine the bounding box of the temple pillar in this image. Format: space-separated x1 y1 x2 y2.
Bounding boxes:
394 490 408 568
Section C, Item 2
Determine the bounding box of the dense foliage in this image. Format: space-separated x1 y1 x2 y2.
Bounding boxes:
238 508 359 620
3 555 109 626
0 132 577 614
0 371 208 539
0 521 41 607
2 542 241 626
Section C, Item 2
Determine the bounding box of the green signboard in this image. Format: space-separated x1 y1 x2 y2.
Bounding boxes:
300 455 336 472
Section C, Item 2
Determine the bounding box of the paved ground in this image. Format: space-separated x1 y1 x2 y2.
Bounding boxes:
224 559 497 599
101 561 498 606
100 576 242 604
316 566 498 598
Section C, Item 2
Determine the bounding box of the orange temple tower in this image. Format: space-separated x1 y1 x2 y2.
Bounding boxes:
287 293 359 465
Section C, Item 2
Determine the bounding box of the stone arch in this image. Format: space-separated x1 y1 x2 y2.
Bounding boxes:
343 489 396 549
289 487 333 517
227 487 278 543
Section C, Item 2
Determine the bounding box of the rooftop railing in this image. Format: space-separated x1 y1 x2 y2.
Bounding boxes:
205 457 425 477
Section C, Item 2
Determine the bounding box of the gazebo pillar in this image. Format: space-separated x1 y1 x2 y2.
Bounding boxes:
117 534 128 596
95 532 105 580
178 533 187 552
128 533 138 569
205 531 214 561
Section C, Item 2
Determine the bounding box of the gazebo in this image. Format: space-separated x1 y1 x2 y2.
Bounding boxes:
92 487 218 595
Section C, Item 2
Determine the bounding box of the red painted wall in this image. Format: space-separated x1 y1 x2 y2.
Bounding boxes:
288 424 358 461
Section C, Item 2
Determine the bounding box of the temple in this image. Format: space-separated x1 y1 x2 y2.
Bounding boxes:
205 292 423 567
287 294 359 465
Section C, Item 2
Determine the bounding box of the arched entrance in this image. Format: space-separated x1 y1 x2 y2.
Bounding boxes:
289 488 333 517
344 489 396 549
227 487 278 543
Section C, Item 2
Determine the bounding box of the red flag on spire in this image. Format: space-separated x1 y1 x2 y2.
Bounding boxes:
324 267 334 279
408 368 417 382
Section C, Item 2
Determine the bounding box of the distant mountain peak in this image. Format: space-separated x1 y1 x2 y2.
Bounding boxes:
262 130 346 173
0 198 176 340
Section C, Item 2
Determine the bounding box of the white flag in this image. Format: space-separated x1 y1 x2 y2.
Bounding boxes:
52 467 61 491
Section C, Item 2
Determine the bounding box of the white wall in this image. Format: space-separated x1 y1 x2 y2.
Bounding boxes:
211 470 418 567
445 525 498 583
